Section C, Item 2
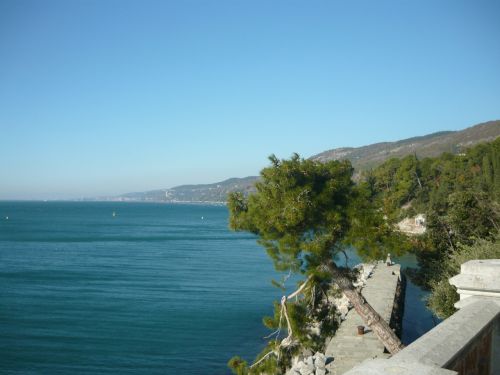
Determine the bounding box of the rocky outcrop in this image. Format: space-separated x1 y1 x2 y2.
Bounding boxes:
396 214 426 235
330 263 376 320
287 352 328 375
285 264 377 375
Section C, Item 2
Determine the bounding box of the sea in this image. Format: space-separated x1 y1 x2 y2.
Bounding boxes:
0 202 438 374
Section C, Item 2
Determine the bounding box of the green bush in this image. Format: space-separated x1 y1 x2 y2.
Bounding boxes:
428 234 500 319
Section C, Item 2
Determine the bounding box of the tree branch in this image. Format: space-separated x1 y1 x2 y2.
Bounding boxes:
286 275 313 300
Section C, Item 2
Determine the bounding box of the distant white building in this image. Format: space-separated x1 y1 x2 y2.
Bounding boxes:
396 214 426 235
415 214 426 227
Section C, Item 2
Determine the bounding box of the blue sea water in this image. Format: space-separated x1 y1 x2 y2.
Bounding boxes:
0 202 437 374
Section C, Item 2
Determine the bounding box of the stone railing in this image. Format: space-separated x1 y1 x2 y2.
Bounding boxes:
343 259 500 375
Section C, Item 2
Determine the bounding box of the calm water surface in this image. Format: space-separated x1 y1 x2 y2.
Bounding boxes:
0 202 437 374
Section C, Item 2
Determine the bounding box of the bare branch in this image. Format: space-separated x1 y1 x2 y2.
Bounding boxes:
286 275 313 300
249 350 276 369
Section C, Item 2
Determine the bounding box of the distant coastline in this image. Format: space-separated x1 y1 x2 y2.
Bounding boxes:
4 120 497 204
0 199 227 206
85 120 500 206
79 199 228 206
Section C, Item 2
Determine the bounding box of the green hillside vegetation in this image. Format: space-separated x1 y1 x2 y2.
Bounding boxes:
312 120 500 171
224 137 500 374
111 177 257 203
367 137 500 318
426 234 500 318
165 177 256 202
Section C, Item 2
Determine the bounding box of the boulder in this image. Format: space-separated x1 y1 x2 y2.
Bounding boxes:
305 356 314 366
313 352 326 369
298 360 315 375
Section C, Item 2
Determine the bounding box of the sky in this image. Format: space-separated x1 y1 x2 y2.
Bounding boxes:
1 0 500 200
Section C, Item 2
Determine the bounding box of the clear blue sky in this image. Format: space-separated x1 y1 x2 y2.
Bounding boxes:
1 0 499 200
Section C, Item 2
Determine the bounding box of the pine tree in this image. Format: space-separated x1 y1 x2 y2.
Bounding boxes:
227 154 405 373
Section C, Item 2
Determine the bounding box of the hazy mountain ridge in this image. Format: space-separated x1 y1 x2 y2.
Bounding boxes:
105 120 500 203
311 120 500 169
105 176 257 203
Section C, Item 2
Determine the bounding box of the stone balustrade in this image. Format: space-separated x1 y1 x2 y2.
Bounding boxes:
342 259 500 375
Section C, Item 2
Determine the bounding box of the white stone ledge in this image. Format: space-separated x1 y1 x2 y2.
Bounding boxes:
456 259 500 274
344 359 456 375
392 298 499 368
451 275 500 293
343 259 500 375
449 259 500 308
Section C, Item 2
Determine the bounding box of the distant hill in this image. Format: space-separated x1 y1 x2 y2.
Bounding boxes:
107 176 257 203
103 120 500 203
311 120 500 170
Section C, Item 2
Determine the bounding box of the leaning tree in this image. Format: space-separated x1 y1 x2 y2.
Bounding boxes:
228 154 405 374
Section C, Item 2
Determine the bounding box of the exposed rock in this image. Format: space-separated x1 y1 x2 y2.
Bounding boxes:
332 263 375 320
286 263 377 375
396 214 426 235
313 352 326 369
287 353 330 375
298 359 315 375
291 348 313 368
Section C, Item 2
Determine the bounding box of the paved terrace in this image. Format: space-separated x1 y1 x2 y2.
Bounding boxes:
325 262 402 375
342 259 500 375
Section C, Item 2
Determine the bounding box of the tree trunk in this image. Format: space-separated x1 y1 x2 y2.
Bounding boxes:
329 263 405 355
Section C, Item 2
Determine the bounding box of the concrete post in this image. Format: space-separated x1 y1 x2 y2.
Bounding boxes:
449 259 500 375
449 259 500 309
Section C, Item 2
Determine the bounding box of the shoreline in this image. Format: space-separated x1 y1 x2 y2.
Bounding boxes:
0 199 228 206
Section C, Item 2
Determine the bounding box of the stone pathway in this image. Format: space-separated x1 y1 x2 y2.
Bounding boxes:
325 262 401 375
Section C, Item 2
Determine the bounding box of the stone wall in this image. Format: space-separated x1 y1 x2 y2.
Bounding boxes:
389 269 406 340
448 326 492 375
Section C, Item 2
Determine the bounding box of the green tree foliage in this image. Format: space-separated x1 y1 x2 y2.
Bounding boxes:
371 155 423 219
227 356 249 375
368 138 500 317
346 179 411 260
427 234 500 319
371 138 500 221
414 191 499 287
229 154 355 273
227 154 404 374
